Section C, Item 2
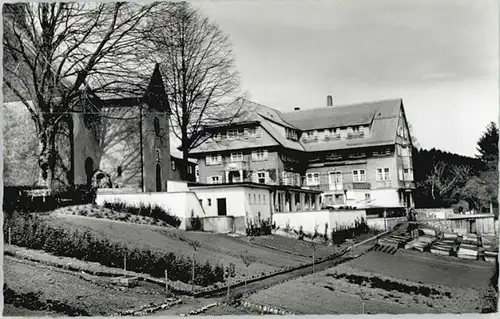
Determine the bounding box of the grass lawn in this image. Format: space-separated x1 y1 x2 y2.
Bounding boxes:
4 256 170 316
347 250 496 290
40 213 340 280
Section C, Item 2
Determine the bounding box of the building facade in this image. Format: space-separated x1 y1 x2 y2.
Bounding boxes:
190 97 415 208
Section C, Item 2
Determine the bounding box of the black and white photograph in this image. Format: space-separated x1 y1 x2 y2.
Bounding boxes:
2 0 499 316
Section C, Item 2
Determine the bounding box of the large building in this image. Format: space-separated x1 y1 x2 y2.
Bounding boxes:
189 96 415 208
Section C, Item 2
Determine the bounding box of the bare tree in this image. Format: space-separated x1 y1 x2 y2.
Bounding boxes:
425 161 472 201
146 2 243 180
3 2 166 188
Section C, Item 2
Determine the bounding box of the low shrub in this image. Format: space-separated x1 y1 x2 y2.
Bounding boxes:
4 214 222 286
246 217 272 236
103 201 181 228
190 215 203 231
330 217 370 245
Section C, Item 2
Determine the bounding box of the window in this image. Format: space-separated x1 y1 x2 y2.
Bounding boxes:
253 194 256 202
208 199 212 206
227 129 238 140
349 152 366 159
352 169 366 182
252 149 268 161
171 160 176 171
263 194 266 204
376 168 390 181
257 172 266 184
306 172 320 186
154 117 160 136
117 166 122 177
248 193 252 203
306 131 314 139
258 194 261 203
365 193 371 201
206 154 222 165
208 176 221 184
401 146 409 157
404 168 414 181
286 128 298 141
230 152 243 162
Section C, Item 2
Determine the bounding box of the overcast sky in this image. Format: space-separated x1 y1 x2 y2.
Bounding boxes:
191 0 498 157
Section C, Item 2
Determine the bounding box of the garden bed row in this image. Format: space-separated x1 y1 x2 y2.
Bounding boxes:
4 213 225 287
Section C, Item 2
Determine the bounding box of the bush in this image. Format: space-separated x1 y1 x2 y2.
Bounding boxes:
331 217 370 245
103 201 181 228
5 214 221 286
246 217 272 236
190 216 203 231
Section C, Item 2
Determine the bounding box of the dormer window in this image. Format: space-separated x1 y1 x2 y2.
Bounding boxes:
227 129 238 140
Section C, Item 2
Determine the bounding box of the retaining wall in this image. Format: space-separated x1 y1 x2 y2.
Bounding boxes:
272 209 367 234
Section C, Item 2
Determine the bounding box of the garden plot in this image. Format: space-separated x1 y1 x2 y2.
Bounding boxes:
347 250 496 290
246 262 493 314
4 256 169 316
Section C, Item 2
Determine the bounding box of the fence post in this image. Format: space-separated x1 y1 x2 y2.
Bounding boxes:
165 269 169 294
8 227 11 246
124 254 127 271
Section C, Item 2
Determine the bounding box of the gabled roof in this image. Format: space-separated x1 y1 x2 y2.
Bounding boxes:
289 99 403 152
281 98 402 131
228 98 297 129
189 98 304 154
189 98 404 155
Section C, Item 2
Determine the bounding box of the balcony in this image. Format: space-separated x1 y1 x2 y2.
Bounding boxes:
328 183 344 192
344 182 371 190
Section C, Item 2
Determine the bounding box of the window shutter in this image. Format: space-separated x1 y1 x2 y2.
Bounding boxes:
264 150 268 158
218 154 222 163
206 156 211 165
256 127 261 138
244 128 249 139
265 171 270 184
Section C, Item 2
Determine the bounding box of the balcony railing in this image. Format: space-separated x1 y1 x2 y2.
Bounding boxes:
344 182 371 190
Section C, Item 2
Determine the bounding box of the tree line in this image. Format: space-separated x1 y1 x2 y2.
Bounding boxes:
412 121 498 215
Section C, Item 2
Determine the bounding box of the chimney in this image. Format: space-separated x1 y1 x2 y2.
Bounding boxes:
327 95 333 106
294 107 300 111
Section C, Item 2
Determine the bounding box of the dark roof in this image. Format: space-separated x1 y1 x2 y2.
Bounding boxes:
281 98 402 131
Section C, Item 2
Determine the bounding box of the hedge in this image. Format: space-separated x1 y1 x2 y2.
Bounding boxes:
4 213 223 286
